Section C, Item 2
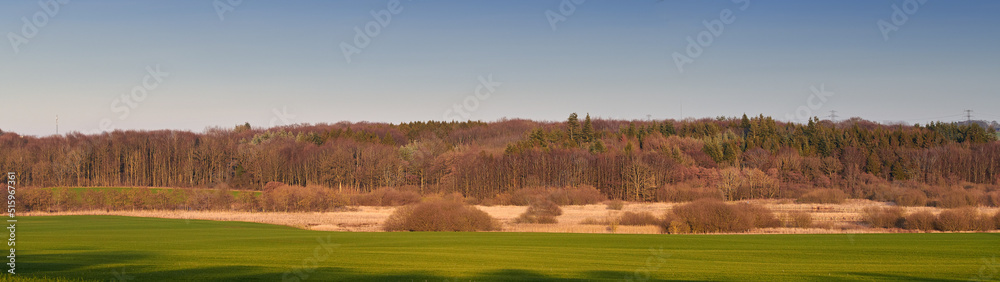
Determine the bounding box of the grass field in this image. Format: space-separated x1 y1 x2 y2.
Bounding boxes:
11 216 1000 281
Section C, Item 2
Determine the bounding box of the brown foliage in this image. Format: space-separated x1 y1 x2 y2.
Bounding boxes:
797 188 847 204
514 198 562 224
655 183 723 202
383 198 498 232
936 190 976 208
261 184 346 212
934 207 995 231
618 211 660 226
894 189 928 207
785 211 813 228
862 206 904 228
605 200 624 210
349 187 422 206
902 211 936 231
663 199 779 233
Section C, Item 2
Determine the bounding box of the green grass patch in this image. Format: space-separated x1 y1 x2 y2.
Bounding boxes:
13 216 1000 281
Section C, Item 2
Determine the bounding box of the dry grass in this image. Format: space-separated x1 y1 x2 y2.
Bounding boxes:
25 200 1000 234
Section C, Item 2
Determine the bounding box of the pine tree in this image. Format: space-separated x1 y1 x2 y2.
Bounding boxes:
567 113 580 142
582 113 594 142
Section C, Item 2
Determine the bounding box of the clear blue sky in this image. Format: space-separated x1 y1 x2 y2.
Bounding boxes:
2 0 999 136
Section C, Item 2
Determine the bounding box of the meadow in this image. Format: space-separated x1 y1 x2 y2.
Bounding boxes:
11 216 1000 281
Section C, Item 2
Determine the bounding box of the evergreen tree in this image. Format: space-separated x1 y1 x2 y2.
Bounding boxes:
567 113 580 142
582 113 594 142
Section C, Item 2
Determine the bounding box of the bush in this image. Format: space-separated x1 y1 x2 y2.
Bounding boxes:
655 183 723 202
935 207 995 231
862 206 904 228
618 211 660 226
659 213 691 234
894 189 928 207
19 187 52 212
797 188 847 204
663 199 778 233
547 185 607 205
786 211 812 228
937 190 975 208
994 211 1000 228
350 187 421 206
383 198 498 231
605 200 624 210
261 185 344 212
513 198 562 224
903 211 936 230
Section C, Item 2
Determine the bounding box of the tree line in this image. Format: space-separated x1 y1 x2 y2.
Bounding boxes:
1 114 997 201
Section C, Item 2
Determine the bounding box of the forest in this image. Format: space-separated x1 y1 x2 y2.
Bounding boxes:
2 114 998 204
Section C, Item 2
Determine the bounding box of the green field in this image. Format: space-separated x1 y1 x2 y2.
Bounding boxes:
11 216 1000 281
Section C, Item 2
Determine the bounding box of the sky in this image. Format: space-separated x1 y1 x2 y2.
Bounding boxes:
1 0 999 137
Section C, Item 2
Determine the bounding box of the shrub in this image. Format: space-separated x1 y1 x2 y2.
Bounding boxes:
665 199 778 233
513 198 562 224
902 211 936 231
935 207 995 231
937 190 975 208
994 211 1000 229
618 211 660 226
659 213 691 234
862 206 904 228
383 198 498 232
605 200 624 210
894 189 928 207
350 187 421 206
786 211 812 228
655 183 723 202
19 187 52 212
797 188 847 204
547 185 607 205
261 184 344 212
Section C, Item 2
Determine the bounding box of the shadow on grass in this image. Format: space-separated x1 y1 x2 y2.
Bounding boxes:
21 264 682 281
